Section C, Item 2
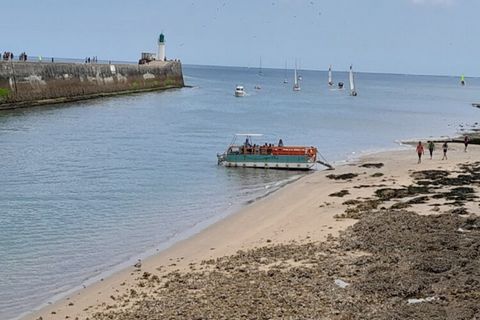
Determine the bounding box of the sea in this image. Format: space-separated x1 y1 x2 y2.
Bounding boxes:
1 65 479 319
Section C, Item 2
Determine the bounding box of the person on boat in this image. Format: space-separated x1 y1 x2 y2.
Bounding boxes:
278 139 284 147
442 142 448 160
245 138 251 147
464 135 469 152
416 141 424 164
427 141 435 159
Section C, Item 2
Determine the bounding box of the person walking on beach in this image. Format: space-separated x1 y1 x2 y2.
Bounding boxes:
464 135 469 152
416 141 424 164
427 141 435 159
442 142 448 160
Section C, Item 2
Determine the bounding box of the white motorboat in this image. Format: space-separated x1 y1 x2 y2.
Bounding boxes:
234 85 246 97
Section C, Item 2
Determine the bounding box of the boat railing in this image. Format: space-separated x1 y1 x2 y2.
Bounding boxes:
232 145 317 157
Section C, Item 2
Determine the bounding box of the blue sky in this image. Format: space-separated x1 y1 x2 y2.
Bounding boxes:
1 0 478 76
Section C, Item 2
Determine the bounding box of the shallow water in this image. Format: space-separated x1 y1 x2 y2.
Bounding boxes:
0 65 479 319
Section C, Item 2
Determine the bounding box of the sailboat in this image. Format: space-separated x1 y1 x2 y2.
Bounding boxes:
328 65 333 86
283 61 288 84
293 62 301 91
349 65 357 96
297 60 303 81
460 74 466 86
258 57 263 76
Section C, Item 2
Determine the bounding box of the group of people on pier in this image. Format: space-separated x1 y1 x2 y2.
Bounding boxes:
85 56 98 64
2 51 29 61
18 52 28 61
2 51 15 61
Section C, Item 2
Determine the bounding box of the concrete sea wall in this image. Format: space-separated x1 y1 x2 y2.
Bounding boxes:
0 61 184 109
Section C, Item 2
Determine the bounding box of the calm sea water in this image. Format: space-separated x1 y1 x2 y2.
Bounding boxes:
1 65 479 319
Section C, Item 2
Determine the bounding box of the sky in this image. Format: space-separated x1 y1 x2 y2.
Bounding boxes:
1 0 479 76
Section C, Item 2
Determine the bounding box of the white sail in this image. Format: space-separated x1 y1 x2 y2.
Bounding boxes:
293 62 300 91
349 65 357 96
328 65 333 86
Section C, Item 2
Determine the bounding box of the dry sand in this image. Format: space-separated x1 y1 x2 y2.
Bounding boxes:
25 143 480 320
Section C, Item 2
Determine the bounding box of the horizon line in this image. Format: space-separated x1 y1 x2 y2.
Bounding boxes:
184 63 472 79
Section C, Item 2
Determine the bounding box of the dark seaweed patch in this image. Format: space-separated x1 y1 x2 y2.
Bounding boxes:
326 173 359 180
329 190 350 197
360 163 384 169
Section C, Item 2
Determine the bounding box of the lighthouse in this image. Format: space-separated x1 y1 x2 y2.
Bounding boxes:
157 33 165 61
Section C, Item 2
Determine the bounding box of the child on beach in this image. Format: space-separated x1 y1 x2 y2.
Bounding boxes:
442 142 448 160
427 141 435 159
464 135 469 152
416 141 424 164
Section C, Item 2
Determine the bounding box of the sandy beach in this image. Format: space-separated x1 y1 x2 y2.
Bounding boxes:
26 142 480 320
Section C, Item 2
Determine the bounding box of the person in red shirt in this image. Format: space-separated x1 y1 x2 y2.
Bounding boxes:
416 141 424 164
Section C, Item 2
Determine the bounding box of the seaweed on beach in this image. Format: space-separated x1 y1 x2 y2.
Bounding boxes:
329 190 350 197
370 172 384 177
450 207 469 215
375 185 430 201
342 199 361 206
430 187 478 207
337 199 382 219
341 162 480 222
360 163 384 169
354 183 387 189
410 170 450 181
326 173 359 180
390 202 411 210
411 164 480 187
340 211 480 312
92 210 480 320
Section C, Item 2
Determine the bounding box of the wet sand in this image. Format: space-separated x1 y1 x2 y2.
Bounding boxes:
26 143 480 320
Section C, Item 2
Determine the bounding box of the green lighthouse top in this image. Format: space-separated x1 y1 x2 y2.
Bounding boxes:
158 33 165 43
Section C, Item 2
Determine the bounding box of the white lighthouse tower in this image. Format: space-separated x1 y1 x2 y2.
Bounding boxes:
157 33 165 61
